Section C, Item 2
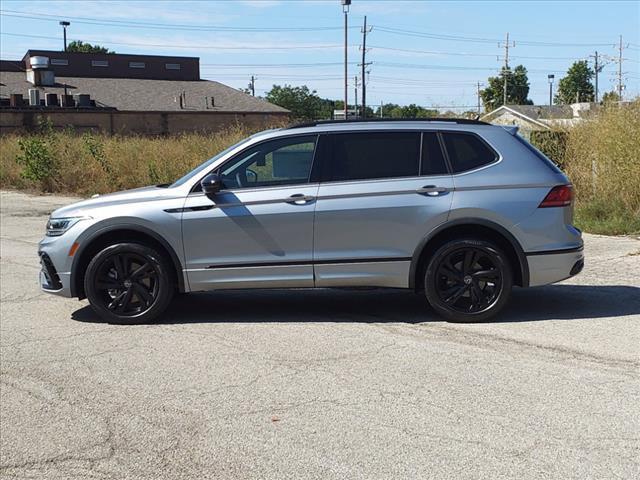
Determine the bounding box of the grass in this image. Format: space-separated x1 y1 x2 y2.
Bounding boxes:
559 100 640 235
1 103 639 235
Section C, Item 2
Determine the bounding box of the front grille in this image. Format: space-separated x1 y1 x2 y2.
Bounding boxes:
39 252 62 290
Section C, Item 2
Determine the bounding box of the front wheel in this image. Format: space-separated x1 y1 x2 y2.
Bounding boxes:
84 243 174 324
424 238 513 322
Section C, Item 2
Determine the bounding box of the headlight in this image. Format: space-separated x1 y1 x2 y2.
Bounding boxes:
45 217 89 237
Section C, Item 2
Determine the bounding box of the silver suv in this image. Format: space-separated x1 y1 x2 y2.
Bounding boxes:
39 119 584 324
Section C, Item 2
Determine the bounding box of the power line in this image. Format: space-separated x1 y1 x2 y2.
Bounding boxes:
0 10 358 32
0 32 347 51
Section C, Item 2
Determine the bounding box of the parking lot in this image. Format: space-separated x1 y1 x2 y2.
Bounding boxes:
1 189 638 479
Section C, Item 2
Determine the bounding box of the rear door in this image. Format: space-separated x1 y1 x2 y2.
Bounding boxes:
312 130 454 288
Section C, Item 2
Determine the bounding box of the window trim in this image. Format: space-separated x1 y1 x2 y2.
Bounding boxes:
437 130 501 175
190 133 320 194
420 131 451 177
91 60 109 68
317 130 423 184
128 61 146 69
50 58 69 66
165 63 181 70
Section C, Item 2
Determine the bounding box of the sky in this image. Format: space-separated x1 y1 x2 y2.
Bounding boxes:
1 0 639 111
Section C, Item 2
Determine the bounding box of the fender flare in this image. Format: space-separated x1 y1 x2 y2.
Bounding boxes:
408 218 530 289
70 223 185 297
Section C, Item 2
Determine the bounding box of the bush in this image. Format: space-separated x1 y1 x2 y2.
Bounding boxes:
15 136 57 191
562 100 640 234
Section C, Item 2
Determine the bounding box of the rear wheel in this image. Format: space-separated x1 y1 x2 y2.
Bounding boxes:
84 243 174 324
424 238 512 322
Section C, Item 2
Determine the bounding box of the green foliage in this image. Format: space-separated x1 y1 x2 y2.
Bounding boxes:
375 103 438 118
82 133 110 174
601 91 621 105
555 61 594 104
481 65 533 111
530 130 568 167
15 136 57 190
66 40 114 54
265 84 323 121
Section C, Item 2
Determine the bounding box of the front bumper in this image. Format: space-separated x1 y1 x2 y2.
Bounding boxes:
526 246 584 287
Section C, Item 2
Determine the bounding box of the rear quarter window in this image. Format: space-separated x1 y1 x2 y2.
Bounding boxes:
442 132 498 173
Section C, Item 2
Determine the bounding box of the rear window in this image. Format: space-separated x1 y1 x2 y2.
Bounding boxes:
442 132 498 173
327 132 420 182
421 132 448 175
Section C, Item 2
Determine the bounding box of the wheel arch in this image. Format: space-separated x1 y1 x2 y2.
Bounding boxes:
409 218 529 292
70 224 185 299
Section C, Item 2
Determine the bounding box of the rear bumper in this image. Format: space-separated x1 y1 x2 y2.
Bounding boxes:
526 246 584 287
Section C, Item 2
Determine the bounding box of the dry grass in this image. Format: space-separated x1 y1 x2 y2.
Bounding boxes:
0 125 253 195
561 100 640 234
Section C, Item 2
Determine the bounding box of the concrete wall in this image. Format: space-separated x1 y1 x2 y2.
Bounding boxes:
0 109 289 135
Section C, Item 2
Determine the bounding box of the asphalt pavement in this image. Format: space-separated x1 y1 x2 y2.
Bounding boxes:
1 190 638 479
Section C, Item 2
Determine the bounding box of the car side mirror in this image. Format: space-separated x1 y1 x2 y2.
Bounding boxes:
201 173 223 195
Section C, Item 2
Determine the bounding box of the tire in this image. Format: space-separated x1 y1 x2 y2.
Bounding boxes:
424 238 512 322
84 242 175 324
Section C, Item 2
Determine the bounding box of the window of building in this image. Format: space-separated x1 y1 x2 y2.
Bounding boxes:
50 59 69 66
326 132 420 182
420 132 449 176
441 133 498 173
165 63 181 70
129 61 146 69
91 60 109 67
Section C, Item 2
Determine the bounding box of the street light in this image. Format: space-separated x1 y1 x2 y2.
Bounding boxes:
341 0 351 120
59 21 70 52
548 74 555 106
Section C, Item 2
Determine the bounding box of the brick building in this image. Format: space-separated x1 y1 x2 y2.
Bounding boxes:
0 50 289 135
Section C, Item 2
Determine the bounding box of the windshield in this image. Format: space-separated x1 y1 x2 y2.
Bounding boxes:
170 137 253 188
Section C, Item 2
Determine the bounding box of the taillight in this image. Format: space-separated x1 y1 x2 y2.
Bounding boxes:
539 185 573 208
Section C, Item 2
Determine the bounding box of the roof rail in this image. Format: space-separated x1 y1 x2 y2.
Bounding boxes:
287 117 490 129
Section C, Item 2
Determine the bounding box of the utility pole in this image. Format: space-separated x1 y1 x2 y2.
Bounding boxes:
354 76 359 117
476 82 482 115
499 32 515 106
380 100 383 118
548 74 555 106
359 15 372 119
59 21 70 52
617 35 624 100
594 52 599 103
342 0 351 120
249 75 256 96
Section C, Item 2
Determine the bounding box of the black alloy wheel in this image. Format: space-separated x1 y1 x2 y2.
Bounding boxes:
84 243 174 324
425 238 512 322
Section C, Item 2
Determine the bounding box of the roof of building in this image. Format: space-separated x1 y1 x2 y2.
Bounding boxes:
0 71 289 113
481 104 575 123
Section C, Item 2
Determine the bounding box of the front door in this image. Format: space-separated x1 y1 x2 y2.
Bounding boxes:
182 134 319 291
313 131 454 288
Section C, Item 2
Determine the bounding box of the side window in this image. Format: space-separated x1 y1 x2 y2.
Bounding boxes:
328 132 420 182
442 132 498 173
421 132 448 175
219 135 316 189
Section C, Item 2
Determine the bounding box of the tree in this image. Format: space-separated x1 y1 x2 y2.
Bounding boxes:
555 61 595 104
601 91 621 105
480 64 533 111
66 41 114 54
265 84 324 121
375 103 438 118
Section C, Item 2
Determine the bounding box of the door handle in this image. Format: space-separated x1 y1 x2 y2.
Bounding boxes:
285 194 315 205
416 185 448 196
